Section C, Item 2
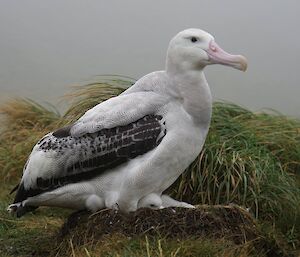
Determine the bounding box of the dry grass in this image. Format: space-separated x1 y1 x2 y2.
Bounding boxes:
61 76 132 124
0 76 299 256
53 205 290 257
60 205 258 243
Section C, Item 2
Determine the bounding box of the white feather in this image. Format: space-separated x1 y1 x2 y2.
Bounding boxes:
9 28 246 215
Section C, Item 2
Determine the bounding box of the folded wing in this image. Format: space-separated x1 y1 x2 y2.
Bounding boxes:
13 91 168 204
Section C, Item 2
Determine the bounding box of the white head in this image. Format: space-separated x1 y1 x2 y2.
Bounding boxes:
166 28 247 73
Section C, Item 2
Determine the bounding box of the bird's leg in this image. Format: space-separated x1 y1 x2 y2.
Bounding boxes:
104 190 138 212
105 191 119 210
117 199 138 213
85 194 105 212
161 194 195 208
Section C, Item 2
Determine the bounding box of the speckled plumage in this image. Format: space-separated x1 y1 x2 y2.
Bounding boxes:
13 115 165 206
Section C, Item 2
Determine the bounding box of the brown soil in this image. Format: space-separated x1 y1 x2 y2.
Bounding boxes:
58 205 294 257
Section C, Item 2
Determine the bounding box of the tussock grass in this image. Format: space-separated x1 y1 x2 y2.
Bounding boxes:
0 76 299 255
0 99 61 182
0 98 60 129
61 76 132 123
169 103 300 218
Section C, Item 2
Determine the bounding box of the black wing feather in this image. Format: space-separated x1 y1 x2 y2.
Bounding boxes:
13 114 166 203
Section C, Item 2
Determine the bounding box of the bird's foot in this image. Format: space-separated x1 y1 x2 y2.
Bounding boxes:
161 195 195 209
7 203 21 214
85 194 104 213
178 202 195 209
111 203 120 211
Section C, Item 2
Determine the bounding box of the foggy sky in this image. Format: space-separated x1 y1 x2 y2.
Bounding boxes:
0 0 299 117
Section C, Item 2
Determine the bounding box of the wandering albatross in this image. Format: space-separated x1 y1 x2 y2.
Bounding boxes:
7 28 247 217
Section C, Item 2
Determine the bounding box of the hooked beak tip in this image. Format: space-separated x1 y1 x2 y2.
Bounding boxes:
237 55 248 72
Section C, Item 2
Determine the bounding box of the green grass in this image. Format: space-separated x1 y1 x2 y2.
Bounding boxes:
169 102 300 221
0 184 71 257
54 235 253 257
0 76 299 256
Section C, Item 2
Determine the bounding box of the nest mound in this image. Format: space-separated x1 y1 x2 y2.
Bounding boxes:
59 205 291 257
61 205 256 242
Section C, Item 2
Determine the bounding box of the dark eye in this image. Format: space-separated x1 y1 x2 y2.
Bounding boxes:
191 37 198 43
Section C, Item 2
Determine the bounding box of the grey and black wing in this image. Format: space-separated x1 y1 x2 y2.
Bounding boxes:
13 114 166 204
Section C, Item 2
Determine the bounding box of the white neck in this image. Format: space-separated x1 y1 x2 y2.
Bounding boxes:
166 66 212 129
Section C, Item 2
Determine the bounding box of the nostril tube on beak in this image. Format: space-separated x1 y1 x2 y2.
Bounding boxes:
207 40 248 71
210 45 216 52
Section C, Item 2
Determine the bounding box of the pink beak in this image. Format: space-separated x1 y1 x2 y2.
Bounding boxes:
206 40 248 71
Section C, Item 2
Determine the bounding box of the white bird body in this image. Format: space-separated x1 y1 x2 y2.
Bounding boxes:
7 29 247 217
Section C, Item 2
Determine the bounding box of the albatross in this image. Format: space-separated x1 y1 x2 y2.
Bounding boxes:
7 28 247 217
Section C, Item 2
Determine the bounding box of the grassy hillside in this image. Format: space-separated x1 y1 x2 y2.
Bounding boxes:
0 76 299 256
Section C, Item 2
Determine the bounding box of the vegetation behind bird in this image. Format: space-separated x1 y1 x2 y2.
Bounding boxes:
0 76 299 253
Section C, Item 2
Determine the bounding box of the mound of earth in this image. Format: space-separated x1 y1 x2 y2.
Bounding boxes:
59 205 292 257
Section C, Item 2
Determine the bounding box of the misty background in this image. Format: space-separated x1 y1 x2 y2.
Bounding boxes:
0 0 299 117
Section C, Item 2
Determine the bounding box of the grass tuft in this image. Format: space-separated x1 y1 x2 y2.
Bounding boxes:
0 76 299 256
61 76 133 123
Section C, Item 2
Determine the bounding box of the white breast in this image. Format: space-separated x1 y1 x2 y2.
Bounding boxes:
84 100 207 210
